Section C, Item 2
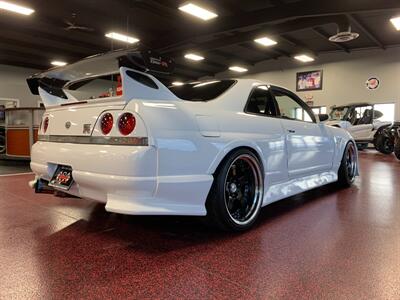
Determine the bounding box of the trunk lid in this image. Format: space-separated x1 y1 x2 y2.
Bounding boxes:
44 100 125 136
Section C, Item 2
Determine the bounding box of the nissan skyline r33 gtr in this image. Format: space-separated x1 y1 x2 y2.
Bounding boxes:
326 103 392 153
27 48 358 231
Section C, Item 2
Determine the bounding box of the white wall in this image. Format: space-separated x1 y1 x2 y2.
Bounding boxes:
213 46 400 120
0 64 40 108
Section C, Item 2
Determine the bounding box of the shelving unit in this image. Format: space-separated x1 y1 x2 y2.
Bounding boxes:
2 108 44 160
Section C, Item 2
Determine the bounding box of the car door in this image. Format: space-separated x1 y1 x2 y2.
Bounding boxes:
244 85 288 185
347 105 374 140
270 86 335 179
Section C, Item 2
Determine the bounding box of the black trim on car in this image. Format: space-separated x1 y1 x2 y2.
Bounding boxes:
126 70 159 89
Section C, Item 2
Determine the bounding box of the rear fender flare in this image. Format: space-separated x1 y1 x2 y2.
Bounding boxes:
207 140 265 175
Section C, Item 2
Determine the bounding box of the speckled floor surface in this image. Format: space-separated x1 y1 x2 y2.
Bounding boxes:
0 159 32 175
0 150 399 299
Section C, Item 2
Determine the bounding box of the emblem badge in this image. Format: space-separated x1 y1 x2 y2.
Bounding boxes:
83 124 91 134
65 121 71 129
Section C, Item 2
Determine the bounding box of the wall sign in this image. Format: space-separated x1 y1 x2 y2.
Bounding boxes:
366 77 380 90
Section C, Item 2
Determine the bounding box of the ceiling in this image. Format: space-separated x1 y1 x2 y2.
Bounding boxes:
0 0 400 80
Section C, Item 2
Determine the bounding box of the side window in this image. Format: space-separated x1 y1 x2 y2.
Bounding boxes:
245 86 277 116
273 89 314 123
356 106 373 125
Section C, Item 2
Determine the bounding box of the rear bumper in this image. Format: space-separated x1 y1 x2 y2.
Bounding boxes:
31 142 213 216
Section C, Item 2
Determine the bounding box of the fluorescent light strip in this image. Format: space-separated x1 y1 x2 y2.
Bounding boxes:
105 32 140 44
178 3 218 21
0 1 34 15
254 37 277 47
229 66 248 73
51 61 67 67
294 55 314 63
390 17 400 31
172 81 184 86
184 53 204 61
193 80 220 88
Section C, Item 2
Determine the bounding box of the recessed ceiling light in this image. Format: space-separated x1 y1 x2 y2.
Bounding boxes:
105 32 140 44
179 3 218 21
229 66 248 73
51 61 67 67
0 1 34 15
390 17 400 31
294 55 314 63
184 53 205 61
172 81 184 86
254 37 277 47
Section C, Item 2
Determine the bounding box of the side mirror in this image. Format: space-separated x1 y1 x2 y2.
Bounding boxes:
318 114 329 122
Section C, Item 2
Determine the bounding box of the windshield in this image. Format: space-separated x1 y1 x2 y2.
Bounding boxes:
168 80 236 101
329 107 349 121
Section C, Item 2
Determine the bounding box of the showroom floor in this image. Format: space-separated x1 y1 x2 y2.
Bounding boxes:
0 151 399 299
0 160 31 175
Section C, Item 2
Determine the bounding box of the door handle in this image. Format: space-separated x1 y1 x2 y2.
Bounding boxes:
287 129 296 133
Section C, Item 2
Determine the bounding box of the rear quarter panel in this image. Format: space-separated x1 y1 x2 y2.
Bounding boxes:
328 125 358 173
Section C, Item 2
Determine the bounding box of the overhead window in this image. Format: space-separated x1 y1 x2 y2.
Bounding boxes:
373 103 395 122
296 106 327 122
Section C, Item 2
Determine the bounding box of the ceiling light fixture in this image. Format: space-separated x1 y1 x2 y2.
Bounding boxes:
229 66 248 73
105 32 140 44
178 3 218 21
51 61 67 67
294 55 314 63
0 1 34 15
184 53 204 61
254 37 277 47
390 17 400 31
172 81 184 86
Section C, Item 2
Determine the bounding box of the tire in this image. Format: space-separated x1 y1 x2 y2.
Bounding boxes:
206 148 264 231
337 142 357 188
394 139 400 160
374 134 394 154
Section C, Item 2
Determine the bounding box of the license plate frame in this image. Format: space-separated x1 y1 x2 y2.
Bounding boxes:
49 165 74 191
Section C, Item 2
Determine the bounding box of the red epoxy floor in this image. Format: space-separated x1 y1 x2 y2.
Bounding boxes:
1 151 399 299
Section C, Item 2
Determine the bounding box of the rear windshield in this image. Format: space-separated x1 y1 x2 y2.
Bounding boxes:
168 80 236 101
65 74 120 100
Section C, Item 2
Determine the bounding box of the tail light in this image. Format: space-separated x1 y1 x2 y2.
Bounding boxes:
43 117 49 133
118 113 136 135
100 113 114 135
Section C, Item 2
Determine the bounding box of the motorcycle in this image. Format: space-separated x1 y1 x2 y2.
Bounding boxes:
376 122 400 156
395 126 400 160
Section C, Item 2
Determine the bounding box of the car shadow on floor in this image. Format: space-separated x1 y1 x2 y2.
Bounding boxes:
41 182 350 257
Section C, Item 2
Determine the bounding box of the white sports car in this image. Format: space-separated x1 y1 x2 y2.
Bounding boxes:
28 49 358 231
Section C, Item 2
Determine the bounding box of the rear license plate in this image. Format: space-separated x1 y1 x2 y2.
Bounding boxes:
49 165 74 191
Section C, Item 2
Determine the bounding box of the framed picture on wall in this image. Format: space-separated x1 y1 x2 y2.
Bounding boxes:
296 70 323 91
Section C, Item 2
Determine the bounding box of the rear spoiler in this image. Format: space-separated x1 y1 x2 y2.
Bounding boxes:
27 48 175 95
